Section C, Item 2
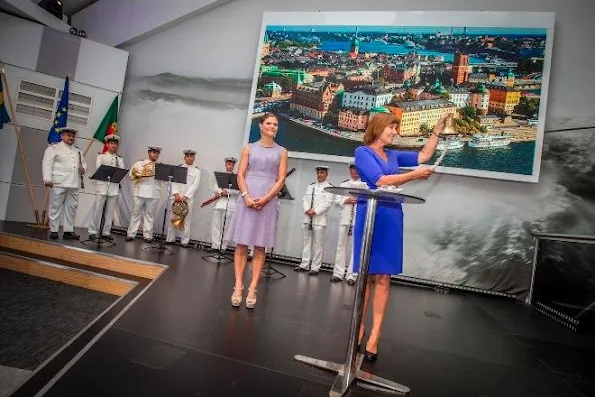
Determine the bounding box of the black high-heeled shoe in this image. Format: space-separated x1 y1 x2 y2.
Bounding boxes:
363 349 378 362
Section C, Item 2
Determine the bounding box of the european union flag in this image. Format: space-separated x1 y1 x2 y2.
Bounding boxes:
0 76 11 130
47 76 69 144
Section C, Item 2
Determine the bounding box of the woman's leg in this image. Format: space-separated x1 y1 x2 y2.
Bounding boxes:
248 246 266 297
366 274 391 353
359 276 375 345
234 244 249 290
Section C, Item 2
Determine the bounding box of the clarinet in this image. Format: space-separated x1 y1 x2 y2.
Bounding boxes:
78 151 84 189
347 199 355 236
308 187 315 231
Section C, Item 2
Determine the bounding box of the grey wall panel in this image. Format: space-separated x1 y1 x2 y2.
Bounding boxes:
6 125 48 223
36 27 81 78
9 126 47 188
4 185 47 224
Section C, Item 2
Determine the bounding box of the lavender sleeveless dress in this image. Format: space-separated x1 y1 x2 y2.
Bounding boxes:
226 142 284 248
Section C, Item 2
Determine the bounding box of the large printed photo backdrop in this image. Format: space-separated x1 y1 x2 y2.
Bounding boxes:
244 12 555 183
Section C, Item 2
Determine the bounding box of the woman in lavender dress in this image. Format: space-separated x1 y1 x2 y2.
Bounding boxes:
226 113 288 309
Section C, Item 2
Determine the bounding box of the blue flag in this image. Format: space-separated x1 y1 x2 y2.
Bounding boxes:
47 76 69 144
0 76 11 130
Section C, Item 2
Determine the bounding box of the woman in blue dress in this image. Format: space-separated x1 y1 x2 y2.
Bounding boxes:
353 111 449 361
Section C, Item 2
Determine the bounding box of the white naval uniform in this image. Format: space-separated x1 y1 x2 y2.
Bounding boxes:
88 153 125 237
298 180 333 272
332 178 362 280
166 164 201 245
210 172 239 250
42 141 87 233
126 160 162 240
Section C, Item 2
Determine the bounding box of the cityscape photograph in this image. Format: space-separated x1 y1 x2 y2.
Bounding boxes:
246 24 551 179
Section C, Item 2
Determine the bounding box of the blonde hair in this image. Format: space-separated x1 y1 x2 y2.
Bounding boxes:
363 112 399 145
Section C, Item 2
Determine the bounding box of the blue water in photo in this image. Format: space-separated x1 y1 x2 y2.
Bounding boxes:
250 118 535 176
320 41 485 64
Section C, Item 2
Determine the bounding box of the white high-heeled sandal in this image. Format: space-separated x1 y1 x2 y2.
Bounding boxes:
231 287 243 307
246 288 257 309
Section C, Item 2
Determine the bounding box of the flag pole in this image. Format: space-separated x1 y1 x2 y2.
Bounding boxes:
0 62 40 223
82 137 94 157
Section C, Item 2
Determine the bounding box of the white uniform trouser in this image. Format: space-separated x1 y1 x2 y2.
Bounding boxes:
166 198 194 245
333 225 356 280
298 223 326 271
127 196 159 239
211 208 233 250
88 194 118 236
49 187 79 233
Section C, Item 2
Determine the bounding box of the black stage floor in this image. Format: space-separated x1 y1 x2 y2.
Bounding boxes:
3 221 594 397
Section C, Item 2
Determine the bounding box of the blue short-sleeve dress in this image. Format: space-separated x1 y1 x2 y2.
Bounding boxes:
352 146 419 275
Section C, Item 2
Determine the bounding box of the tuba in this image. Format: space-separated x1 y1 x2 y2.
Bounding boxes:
131 161 156 183
171 201 189 229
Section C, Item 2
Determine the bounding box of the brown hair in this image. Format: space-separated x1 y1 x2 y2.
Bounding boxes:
363 112 399 145
259 112 278 124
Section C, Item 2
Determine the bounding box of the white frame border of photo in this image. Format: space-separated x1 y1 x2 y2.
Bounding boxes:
243 11 555 183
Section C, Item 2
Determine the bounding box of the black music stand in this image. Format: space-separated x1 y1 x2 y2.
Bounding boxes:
202 172 238 264
295 187 424 396
262 185 295 280
81 165 129 249
144 163 187 254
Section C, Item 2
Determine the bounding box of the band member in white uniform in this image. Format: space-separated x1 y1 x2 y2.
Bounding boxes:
166 149 201 248
331 162 362 285
87 135 124 241
42 127 87 240
295 165 333 275
210 156 239 251
126 146 162 243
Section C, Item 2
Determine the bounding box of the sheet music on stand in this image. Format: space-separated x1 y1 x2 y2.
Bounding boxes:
277 183 294 200
91 165 129 184
155 163 187 185
81 165 129 248
214 172 239 191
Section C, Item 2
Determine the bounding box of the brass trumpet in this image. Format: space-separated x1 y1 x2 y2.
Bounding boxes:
131 161 155 183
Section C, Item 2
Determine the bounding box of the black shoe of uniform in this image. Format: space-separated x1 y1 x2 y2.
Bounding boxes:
88 234 97 241
125 236 134 241
181 244 188 248
346 279 356 286
330 276 342 282
50 232 59 240
308 270 319 276
102 235 114 241
144 238 153 243
63 232 80 240
294 267 308 272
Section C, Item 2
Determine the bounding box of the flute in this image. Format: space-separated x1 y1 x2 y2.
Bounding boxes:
347 199 355 236
308 187 315 230
78 151 84 189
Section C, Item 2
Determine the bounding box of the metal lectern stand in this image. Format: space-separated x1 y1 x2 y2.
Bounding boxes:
262 183 294 280
202 172 239 264
144 163 187 254
81 165 129 249
294 186 425 396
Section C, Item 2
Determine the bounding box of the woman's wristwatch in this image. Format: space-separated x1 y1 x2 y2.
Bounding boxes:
241 191 248 197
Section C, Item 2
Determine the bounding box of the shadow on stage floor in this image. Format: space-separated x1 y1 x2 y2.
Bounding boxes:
2 221 594 397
